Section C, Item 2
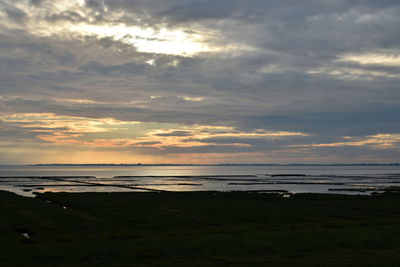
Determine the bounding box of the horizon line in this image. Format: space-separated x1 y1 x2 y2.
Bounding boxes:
3 163 399 166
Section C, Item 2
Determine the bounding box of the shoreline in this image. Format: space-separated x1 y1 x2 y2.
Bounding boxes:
2 172 400 198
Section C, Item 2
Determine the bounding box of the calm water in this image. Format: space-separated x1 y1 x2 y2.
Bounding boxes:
1 165 400 197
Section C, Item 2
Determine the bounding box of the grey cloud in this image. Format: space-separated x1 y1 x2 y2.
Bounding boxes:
247 105 400 136
29 0 43 6
79 61 148 75
85 0 104 9
3 5 28 24
1 0 400 162
0 123 54 142
163 144 257 154
134 141 162 145
181 135 346 152
155 131 193 137
46 11 86 23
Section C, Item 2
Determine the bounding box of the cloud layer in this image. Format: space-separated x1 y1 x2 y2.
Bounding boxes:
0 0 399 163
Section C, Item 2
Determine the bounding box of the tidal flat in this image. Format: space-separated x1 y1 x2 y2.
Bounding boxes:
1 191 400 266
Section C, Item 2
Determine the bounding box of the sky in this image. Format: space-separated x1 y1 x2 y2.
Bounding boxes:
0 0 399 164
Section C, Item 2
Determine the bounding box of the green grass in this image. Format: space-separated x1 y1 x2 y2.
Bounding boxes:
1 191 400 266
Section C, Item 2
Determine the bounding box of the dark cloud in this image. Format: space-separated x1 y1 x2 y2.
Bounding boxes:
155 131 193 137
0 0 400 163
3 5 28 24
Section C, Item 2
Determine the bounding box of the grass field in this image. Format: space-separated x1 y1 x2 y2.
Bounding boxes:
1 190 400 266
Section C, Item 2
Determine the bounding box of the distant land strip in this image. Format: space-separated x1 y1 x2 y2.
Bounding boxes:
21 163 400 166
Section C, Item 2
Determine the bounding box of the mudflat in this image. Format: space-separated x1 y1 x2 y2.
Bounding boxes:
1 191 400 266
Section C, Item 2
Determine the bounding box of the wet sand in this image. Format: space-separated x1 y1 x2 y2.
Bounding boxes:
2 173 400 197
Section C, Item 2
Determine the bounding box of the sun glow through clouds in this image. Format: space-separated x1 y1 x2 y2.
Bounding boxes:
1 0 400 165
1 0 244 57
27 21 213 56
70 24 211 56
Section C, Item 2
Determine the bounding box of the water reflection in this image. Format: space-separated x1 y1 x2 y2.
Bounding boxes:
1 165 400 197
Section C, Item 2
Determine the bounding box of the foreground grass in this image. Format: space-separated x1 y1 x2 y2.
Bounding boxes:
1 191 400 266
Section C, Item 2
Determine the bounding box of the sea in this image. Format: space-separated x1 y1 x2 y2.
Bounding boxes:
1 165 400 197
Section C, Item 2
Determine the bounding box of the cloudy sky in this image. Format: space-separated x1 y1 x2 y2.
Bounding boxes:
0 0 399 164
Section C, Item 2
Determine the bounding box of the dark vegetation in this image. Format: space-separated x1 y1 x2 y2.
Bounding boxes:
1 191 400 266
